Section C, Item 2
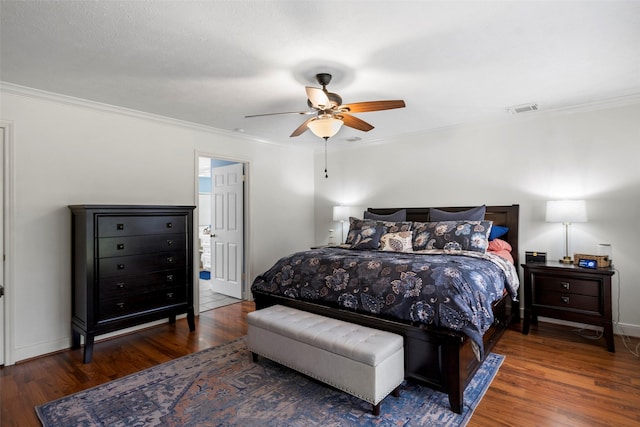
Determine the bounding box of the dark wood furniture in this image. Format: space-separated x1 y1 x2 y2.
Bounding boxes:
253 204 520 413
69 205 196 363
522 261 615 352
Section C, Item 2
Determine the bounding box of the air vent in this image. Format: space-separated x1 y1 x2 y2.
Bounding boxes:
507 103 539 114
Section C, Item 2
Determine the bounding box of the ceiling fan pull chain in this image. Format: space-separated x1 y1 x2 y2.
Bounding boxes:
324 138 328 178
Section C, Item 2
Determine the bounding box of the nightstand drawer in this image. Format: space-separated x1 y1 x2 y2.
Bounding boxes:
533 274 600 297
535 291 600 312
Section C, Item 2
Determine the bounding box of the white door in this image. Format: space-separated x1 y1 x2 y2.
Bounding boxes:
211 163 243 299
0 127 5 365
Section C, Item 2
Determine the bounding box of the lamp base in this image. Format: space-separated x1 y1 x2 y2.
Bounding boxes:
559 256 573 264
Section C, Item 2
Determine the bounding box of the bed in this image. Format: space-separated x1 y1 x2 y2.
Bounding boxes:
251 205 520 413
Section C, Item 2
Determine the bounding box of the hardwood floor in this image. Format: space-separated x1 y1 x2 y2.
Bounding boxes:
1 301 638 426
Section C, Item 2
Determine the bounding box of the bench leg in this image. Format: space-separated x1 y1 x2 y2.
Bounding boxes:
372 402 381 416
392 384 401 398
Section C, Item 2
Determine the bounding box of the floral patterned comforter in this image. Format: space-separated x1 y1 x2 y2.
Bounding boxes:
251 247 519 358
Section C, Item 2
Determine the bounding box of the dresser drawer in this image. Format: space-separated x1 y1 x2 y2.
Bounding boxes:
534 291 600 313
98 270 187 300
532 274 600 297
98 233 186 258
97 215 186 237
97 287 187 321
98 252 186 278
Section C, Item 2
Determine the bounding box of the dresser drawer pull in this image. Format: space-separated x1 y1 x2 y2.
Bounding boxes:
166 274 174 282
560 296 570 305
116 282 125 289
166 222 173 229
166 239 173 246
560 281 570 290
166 256 174 264
117 223 124 230
116 302 125 310
117 243 125 250
166 292 174 299
117 264 125 270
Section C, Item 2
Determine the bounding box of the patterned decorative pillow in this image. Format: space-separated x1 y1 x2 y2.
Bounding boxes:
413 220 493 253
380 231 413 252
411 221 431 251
350 226 384 250
378 220 413 234
345 217 379 245
346 218 412 246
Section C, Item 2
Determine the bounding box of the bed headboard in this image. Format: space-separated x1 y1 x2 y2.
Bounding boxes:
367 205 520 266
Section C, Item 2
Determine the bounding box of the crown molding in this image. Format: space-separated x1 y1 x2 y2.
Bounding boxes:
0 81 298 148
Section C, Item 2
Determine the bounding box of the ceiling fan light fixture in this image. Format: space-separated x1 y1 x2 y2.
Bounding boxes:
308 115 343 139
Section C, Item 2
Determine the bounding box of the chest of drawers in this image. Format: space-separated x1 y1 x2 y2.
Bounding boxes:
69 205 196 362
522 262 615 352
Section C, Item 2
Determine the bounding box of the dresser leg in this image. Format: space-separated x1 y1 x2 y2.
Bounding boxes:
187 309 196 331
71 329 81 349
83 334 95 364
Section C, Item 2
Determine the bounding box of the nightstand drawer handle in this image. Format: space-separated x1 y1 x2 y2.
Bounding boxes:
166 239 173 246
117 264 125 270
561 281 570 290
116 302 125 310
166 274 174 282
166 292 174 299
116 282 125 289
166 222 173 229
117 243 125 250
560 296 570 305
166 256 174 264
117 224 124 230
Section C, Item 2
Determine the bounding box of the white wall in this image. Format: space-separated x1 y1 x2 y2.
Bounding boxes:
314 100 640 337
1 89 315 363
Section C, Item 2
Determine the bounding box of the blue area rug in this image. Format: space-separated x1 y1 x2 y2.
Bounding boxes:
36 337 503 426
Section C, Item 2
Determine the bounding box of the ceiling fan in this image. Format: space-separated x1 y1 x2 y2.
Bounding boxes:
245 73 406 140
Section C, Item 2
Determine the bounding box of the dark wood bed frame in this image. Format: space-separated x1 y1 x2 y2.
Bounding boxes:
252 204 520 413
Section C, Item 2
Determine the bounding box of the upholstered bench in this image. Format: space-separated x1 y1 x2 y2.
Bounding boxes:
247 305 404 415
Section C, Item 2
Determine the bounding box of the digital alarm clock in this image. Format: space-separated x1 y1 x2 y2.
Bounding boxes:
578 259 598 269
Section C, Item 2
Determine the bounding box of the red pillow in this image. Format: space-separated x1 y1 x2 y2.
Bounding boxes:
488 238 514 263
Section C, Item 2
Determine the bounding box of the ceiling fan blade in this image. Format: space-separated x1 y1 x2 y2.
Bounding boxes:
290 116 316 137
245 110 315 118
340 113 374 132
340 100 406 113
305 87 331 109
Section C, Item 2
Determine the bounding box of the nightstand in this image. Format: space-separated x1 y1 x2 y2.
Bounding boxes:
522 261 615 352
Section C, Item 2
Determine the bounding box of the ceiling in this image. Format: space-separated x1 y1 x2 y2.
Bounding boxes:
2 1 640 146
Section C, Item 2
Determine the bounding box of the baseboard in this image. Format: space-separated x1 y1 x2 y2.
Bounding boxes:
536 317 640 338
614 322 640 338
11 315 189 364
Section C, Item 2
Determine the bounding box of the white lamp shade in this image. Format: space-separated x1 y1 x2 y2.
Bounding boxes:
545 200 588 223
332 205 350 222
308 116 343 139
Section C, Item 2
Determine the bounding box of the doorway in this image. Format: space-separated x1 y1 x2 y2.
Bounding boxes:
0 121 10 366
197 155 246 312
0 126 4 365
